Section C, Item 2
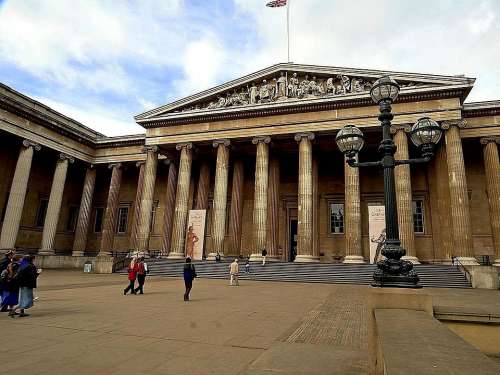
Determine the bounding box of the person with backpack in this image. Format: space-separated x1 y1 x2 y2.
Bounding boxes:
123 258 138 295
134 257 148 294
261 248 268 266
1 262 19 313
9 255 38 318
183 257 197 301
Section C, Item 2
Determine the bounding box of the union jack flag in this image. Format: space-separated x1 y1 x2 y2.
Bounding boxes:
266 0 287 7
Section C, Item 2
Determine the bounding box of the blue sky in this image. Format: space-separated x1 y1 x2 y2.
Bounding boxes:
1 0 499 136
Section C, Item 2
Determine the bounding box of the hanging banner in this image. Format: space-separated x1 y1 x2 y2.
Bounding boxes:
368 205 386 264
186 210 206 260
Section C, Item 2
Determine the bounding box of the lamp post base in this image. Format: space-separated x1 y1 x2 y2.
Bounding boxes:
371 257 422 289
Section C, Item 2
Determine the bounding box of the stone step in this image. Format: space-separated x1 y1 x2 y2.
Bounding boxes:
117 260 471 288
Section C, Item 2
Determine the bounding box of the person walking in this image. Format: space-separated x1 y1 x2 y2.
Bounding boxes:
261 248 267 266
9 255 38 318
0 262 19 313
183 258 197 301
0 250 14 308
245 257 250 274
134 257 148 294
123 258 138 295
229 258 239 286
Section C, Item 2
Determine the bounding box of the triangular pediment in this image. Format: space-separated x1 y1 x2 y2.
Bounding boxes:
135 63 474 123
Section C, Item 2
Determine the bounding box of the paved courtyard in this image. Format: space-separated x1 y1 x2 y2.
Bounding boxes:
0 270 499 375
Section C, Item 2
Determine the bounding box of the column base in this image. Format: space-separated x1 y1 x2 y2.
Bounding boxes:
71 251 84 257
343 255 365 264
38 249 55 256
492 259 500 267
401 255 421 264
294 254 320 263
456 256 480 266
206 252 225 261
167 252 186 260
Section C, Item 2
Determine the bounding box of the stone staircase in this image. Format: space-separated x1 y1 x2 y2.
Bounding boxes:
118 260 471 288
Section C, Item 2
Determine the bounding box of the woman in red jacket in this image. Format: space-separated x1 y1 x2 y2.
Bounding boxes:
123 258 138 295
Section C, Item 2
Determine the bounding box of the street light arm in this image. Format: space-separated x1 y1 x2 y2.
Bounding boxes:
394 156 431 166
347 159 383 168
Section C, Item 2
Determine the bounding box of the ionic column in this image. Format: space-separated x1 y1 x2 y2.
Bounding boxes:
443 120 478 265
481 137 500 266
294 133 318 262
312 156 319 259
229 159 244 256
161 160 178 256
207 140 230 260
136 146 159 253
168 143 193 259
129 161 145 251
0 140 40 252
392 125 419 264
71 166 96 256
266 156 280 260
195 160 210 210
343 155 364 263
434 145 453 262
99 163 123 256
39 153 74 255
250 136 270 261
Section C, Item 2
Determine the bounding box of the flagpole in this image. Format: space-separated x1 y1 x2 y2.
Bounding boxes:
287 0 290 62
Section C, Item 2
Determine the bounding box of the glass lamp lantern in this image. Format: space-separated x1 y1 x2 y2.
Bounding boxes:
410 117 442 147
335 125 365 157
370 75 400 104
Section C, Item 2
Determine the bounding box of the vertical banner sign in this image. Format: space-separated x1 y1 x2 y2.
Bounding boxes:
186 210 206 261
368 205 386 264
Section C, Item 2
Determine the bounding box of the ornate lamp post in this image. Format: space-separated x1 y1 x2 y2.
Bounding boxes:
335 76 443 288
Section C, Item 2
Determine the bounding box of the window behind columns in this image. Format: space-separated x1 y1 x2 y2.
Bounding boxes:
94 207 104 233
329 202 345 234
117 207 129 234
35 199 49 228
412 200 425 233
66 206 79 232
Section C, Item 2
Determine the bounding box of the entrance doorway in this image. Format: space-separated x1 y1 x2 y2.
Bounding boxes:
289 219 298 262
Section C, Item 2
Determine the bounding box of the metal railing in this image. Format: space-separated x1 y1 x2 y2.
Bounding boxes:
454 258 472 285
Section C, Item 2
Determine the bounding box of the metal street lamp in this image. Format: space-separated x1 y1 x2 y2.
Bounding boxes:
335 75 443 288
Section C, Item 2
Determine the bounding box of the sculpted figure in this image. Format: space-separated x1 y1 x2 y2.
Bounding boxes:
335 84 343 95
326 77 335 94
239 87 249 105
298 74 310 97
225 92 233 107
186 225 199 259
309 76 320 96
207 101 217 109
216 95 226 108
351 78 364 93
249 83 259 104
231 90 241 106
288 72 299 98
276 72 287 98
338 75 351 94
259 79 271 103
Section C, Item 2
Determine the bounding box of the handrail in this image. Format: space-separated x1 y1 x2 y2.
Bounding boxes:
454 258 472 285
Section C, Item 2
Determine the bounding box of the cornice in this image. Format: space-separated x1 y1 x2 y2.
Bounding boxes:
463 101 500 118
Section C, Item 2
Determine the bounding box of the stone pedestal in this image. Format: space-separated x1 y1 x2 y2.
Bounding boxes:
72 166 96 256
392 126 419 264
129 161 145 252
443 120 478 265
161 161 178 256
343 155 364 264
250 136 270 262
481 138 500 266
39 154 73 255
229 159 244 256
136 146 159 253
207 140 230 260
294 133 319 263
0 140 40 252
98 163 122 256
168 143 193 259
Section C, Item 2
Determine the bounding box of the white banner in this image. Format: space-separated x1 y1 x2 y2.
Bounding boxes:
368 205 386 264
186 210 206 261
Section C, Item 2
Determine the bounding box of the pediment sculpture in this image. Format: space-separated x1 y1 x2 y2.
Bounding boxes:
175 72 427 114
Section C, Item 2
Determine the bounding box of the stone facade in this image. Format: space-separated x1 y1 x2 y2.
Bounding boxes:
0 63 499 265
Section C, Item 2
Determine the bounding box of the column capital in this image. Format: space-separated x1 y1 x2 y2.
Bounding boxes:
59 153 75 163
213 139 231 148
252 136 271 145
22 139 41 151
480 136 500 145
294 132 315 142
176 142 193 151
142 145 159 153
441 119 467 130
390 124 411 134
108 162 122 170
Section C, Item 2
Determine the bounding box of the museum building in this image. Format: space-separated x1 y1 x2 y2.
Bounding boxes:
0 63 499 266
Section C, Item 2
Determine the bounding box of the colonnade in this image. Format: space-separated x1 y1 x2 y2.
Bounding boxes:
1 124 500 265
